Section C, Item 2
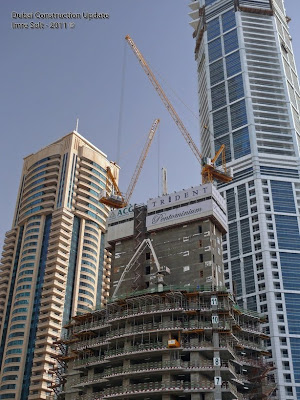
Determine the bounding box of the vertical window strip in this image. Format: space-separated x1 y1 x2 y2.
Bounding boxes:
221 8 236 33
67 154 77 209
228 74 244 103
276 216 300 251
21 215 52 400
62 216 81 328
213 107 229 137
244 256 255 294
207 17 220 42
14 176 25 227
56 153 68 208
226 51 242 78
290 337 300 383
271 181 296 214
285 294 300 335
224 29 239 55
232 127 251 159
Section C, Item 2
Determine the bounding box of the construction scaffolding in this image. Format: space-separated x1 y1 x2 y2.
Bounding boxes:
55 287 275 400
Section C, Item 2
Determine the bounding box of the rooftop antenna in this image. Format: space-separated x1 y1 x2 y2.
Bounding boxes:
75 118 79 132
161 167 168 196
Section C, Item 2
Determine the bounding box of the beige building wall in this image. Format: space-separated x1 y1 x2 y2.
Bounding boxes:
0 131 118 400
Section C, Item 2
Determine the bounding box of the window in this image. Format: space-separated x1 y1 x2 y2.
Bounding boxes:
198 225 202 234
228 74 244 103
208 37 222 62
209 59 224 86
207 17 220 41
230 99 247 130
222 9 236 32
199 254 204 263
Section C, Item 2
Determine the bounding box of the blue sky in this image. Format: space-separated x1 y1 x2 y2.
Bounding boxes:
0 1 299 247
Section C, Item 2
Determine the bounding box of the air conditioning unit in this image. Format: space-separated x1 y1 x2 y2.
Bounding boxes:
204 231 210 237
204 246 211 252
205 261 212 267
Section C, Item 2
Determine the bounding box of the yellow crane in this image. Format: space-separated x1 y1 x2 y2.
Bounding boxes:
125 35 233 184
100 118 160 209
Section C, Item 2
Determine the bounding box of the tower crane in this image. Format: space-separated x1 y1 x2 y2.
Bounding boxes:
125 35 233 184
100 118 160 209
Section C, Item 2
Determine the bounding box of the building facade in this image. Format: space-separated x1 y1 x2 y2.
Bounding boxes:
0 132 117 400
59 184 272 400
190 0 300 398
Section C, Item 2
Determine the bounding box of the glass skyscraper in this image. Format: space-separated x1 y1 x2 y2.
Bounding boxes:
190 0 300 398
0 132 115 400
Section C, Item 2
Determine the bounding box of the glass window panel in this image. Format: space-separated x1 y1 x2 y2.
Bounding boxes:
280 253 300 290
213 107 229 137
237 185 248 217
211 82 226 110
229 222 239 258
271 181 296 213
276 216 300 251
209 59 224 86
224 29 239 55
228 73 244 103
231 259 242 296
244 256 255 294
226 51 241 77
230 99 247 130
232 127 251 159
222 9 236 33
208 37 222 63
207 18 220 41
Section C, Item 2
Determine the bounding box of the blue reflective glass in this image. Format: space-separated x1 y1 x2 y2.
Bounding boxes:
285 294 300 335
228 73 244 103
276 216 300 251
280 253 300 290
230 99 247 130
232 127 251 159
222 9 236 33
209 59 224 86
224 29 239 54
62 216 80 327
207 18 220 41
211 82 226 110
290 337 300 383
213 107 229 137
205 0 218 5
231 259 242 296
271 181 296 213
208 37 222 63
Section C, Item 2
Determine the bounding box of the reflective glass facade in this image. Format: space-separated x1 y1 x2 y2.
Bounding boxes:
191 0 300 397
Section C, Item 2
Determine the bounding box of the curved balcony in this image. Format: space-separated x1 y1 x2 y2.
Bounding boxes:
107 321 183 340
74 359 236 388
78 380 227 399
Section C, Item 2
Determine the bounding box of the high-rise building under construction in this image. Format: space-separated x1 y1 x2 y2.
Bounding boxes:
190 0 300 398
0 131 117 400
59 184 273 400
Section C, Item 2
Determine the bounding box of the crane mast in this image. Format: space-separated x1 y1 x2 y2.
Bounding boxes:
125 35 202 165
125 118 160 202
100 119 160 209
